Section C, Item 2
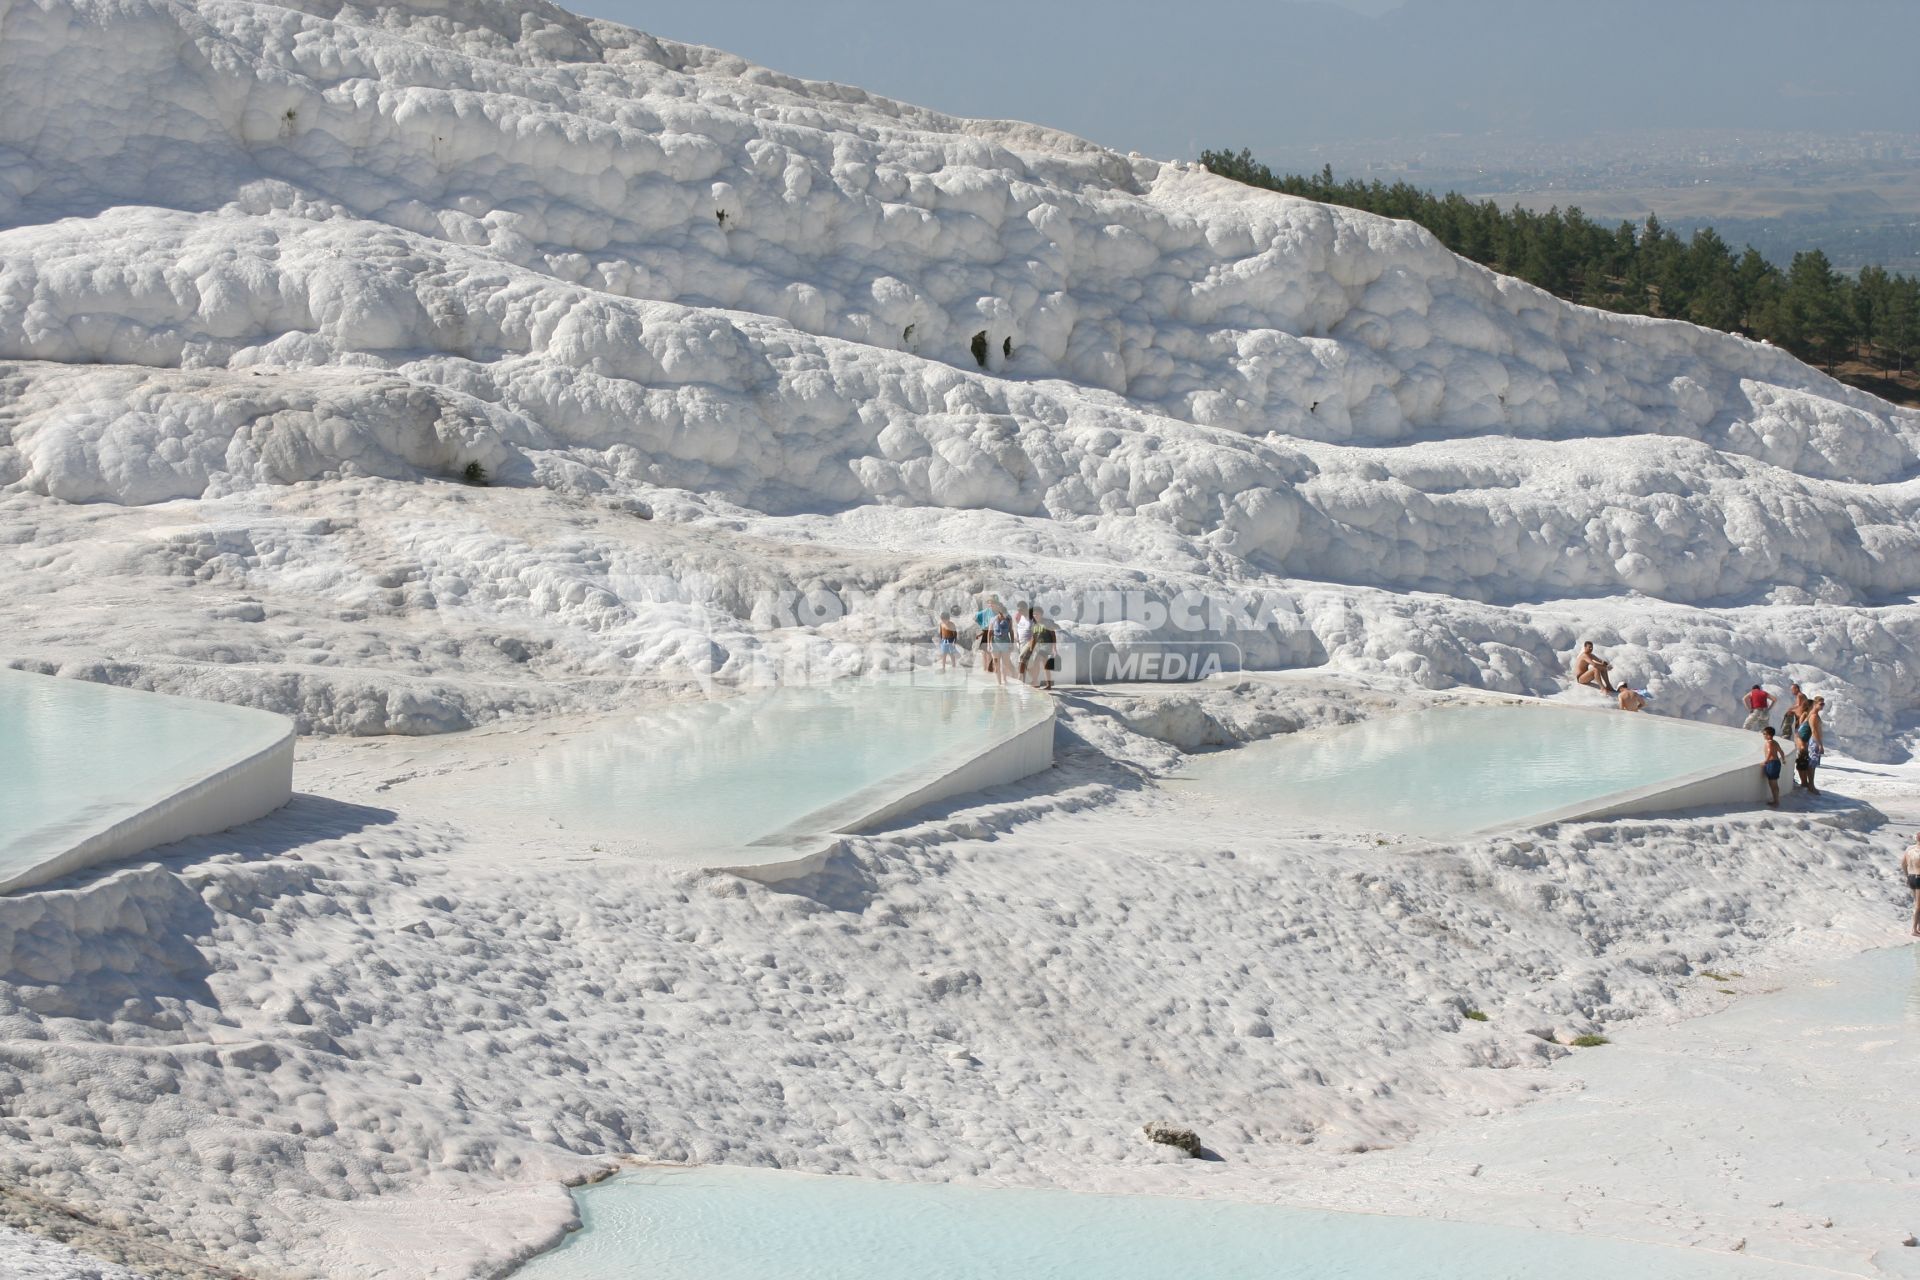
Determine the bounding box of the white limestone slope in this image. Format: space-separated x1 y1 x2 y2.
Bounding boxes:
4 6 1920 1277
0 0 1916 751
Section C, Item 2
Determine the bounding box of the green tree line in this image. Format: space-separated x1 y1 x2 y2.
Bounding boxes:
1199 150 1920 395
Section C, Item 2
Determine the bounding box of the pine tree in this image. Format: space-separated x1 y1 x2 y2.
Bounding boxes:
1195 150 1910 402
1734 248 1777 333
1883 277 1919 377
1783 251 1848 370
1854 266 1891 369
1688 272 1741 334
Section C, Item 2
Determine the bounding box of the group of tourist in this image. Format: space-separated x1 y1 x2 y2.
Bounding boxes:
935 595 1059 690
1572 641 1648 711
1572 641 1829 805
1746 682 1826 805
1571 640 1920 933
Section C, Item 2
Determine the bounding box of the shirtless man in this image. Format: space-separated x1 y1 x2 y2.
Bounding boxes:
1903 834 1920 937
1616 681 1646 712
1574 641 1616 694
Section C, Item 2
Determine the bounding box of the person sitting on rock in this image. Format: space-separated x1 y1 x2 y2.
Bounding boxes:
1616 681 1646 712
1574 641 1616 694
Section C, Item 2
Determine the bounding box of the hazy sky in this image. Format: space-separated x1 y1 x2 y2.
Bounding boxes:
569 0 1920 163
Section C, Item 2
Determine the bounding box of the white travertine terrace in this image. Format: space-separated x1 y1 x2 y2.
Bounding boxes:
0 3 1915 1277
1 0 1915 751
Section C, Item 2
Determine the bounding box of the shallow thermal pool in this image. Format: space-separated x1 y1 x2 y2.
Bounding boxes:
0 668 290 885
378 675 1051 864
514 948 1917 1280
1171 703 1758 839
511 1164 1813 1280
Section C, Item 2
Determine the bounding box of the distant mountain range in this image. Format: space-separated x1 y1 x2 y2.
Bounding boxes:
596 0 1920 157
1226 0 1920 145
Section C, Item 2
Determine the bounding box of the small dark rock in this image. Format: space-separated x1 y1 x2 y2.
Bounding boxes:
1142 1122 1202 1158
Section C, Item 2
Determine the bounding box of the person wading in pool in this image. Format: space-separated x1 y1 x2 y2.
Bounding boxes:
1616 680 1646 712
989 602 1015 686
1760 726 1784 807
1902 833 1920 937
1741 684 1775 732
1573 641 1616 694
1030 609 1059 691
935 611 960 671
974 595 998 674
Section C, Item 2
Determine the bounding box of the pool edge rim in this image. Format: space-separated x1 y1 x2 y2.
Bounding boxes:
717 686 1058 884
0 671 297 894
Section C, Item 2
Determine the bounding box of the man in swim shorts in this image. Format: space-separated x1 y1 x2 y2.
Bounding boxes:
1760 726 1783 807
935 611 960 670
1903 833 1920 937
1574 641 1616 694
1741 684 1774 732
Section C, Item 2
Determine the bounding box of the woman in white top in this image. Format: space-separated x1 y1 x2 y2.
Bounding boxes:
1902 833 1920 938
1011 603 1034 681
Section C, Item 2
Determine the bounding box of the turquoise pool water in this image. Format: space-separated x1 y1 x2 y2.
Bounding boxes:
512 952 1917 1280
384 676 1051 862
511 1165 1811 1280
0 668 290 880
1173 704 1758 839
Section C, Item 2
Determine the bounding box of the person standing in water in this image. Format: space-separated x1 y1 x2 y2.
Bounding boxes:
1741 684 1774 732
989 602 1014 686
1760 726 1783 807
1031 609 1058 690
974 595 998 674
1902 833 1920 937
935 611 960 671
